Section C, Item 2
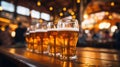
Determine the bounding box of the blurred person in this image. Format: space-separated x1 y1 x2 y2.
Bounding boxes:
103 30 111 42
112 22 120 49
98 30 104 40
77 30 87 46
92 32 99 40
104 30 111 39
1 25 13 47
86 30 94 41
13 22 27 47
93 30 104 42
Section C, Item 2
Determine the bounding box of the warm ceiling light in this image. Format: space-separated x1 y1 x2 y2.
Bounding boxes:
99 22 111 29
77 0 80 3
59 12 63 16
0 6 3 11
49 6 53 11
84 14 88 19
63 7 67 11
72 15 76 19
37 1 41 6
111 2 115 6
105 12 109 15
39 19 43 23
71 11 75 15
11 31 16 37
109 15 112 19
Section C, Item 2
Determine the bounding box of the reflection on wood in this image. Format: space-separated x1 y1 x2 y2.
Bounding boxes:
0 47 120 67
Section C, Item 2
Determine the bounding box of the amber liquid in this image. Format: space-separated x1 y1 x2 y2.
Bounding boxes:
48 30 61 56
35 30 49 54
29 31 36 52
25 33 30 51
59 30 79 60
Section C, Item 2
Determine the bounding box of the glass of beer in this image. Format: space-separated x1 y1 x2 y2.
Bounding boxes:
25 31 30 51
35 23 49 54
28 25 36 52
58 19 79 60
47 22 61 57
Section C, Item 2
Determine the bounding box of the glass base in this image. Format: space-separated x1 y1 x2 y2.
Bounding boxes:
27 48 33 52
34 50 49 54
60 55 77 61
34 50 41 53
49 53 61 57
43 51 49 54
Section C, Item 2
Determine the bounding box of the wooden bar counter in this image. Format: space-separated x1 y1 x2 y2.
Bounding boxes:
0 46 120 67
0 47 82 67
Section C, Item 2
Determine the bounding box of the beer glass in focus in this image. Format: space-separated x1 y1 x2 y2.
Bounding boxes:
35 23 49 54
47 22 61 57
58 19 79 60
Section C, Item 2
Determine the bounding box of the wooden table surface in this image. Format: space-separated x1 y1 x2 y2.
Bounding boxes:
0 46 120 67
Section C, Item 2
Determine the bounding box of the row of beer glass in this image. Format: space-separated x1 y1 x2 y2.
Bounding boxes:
25 19 79 60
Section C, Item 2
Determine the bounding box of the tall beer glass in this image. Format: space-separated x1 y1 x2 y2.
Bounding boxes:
47 22 61 57
25 31 30 51
35 23 49 54
29 25 36 52
58 19 79 60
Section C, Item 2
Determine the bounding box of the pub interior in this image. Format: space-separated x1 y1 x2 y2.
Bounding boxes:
0 0 120 67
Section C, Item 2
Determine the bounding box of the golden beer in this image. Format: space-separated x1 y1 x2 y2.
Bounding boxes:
58 28 79 60
29 31 36 52
35 30 49 54
25 32 30 51
48 29 61 56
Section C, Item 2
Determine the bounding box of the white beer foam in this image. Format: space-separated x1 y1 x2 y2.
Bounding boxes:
35 29 47 32
48 28 79 31
29 31 36 33
58 28 79 31
47 29 58 31
26 33 30 35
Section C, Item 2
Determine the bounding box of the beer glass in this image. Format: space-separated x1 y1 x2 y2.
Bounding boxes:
58 19 79 60
25 29 30 51
47 22 61 57
35 23 49 54
29 25 36 52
